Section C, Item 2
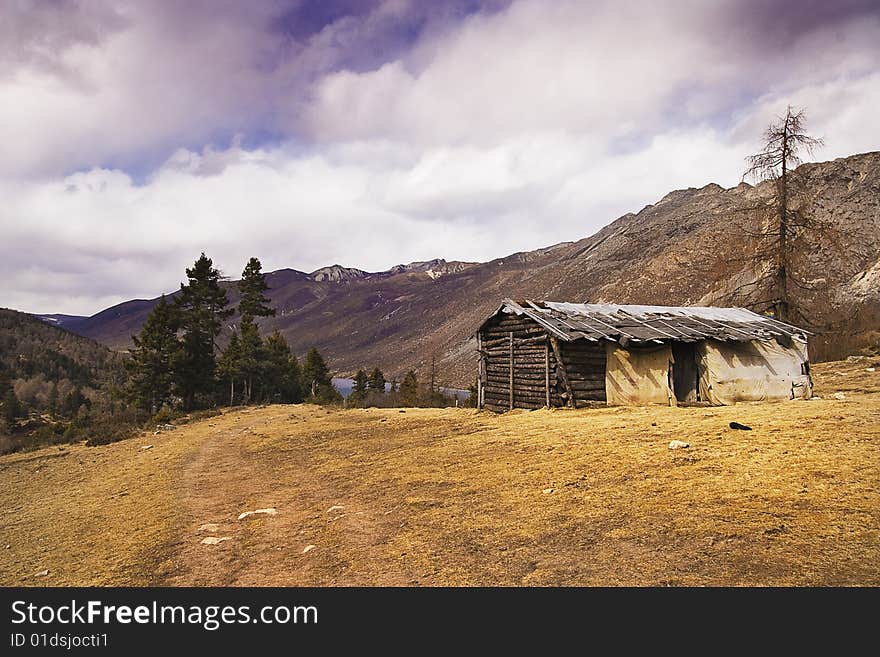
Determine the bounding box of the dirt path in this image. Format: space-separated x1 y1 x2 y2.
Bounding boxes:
162 408 416 586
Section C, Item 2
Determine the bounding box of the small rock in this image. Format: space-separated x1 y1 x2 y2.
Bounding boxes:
4 545 10 549
200 536 230 545
34 569 49 577
651 422 657 427
867 367 876 372
198 523 219 532
238 508 278 520
302 544 316 554
326 505 345 513
832 392 846 400
542 487 554 494
140 444 153 451
729 422 752 431
669 440 689 450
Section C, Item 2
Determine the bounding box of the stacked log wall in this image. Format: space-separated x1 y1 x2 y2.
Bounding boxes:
479 313 563 412
560 340 607 403
479 313 608 411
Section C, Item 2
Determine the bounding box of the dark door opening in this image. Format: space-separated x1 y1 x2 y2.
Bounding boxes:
672 342 699 403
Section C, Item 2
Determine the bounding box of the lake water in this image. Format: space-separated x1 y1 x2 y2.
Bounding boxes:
331 377 469 401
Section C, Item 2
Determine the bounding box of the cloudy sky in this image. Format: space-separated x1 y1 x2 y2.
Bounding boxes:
2 0 879 315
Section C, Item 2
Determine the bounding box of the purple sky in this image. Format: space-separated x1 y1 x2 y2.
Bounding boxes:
2 0 879 315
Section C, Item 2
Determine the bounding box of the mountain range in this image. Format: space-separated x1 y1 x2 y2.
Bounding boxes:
34 151 880 387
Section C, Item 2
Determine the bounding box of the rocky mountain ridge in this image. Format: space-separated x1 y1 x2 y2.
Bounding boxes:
33 151 880 386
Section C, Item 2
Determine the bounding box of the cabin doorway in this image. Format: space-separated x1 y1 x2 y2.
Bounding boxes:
671 342 699 403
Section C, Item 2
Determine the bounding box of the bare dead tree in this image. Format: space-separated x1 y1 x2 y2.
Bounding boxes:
742 105 824 324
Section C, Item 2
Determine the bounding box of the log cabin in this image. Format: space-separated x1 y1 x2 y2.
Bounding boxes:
476 300 813 411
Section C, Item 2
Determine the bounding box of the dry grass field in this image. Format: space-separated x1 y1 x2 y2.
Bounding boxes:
1 357 878 586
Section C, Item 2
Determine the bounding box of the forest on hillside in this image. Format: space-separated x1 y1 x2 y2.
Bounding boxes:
0 254 465 454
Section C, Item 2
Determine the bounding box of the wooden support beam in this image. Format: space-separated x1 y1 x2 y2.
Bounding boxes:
549 336 573 408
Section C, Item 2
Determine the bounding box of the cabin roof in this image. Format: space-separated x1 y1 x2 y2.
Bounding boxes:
485 299 810 344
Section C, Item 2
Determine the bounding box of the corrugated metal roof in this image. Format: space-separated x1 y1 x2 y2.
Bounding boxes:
494 299 810 344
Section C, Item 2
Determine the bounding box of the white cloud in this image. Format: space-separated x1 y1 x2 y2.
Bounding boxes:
1 0 879 315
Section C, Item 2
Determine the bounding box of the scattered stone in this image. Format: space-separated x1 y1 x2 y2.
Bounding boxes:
668 440 689 450
140 444 153 451
833 392 846 400
238 508 278 520
542 487 554 494
302 544 316 554
326 505 345 513
198 523 219 532
729 422 752 431
200 536 230 545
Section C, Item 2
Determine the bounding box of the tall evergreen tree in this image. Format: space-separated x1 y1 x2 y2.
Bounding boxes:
174 253 231 409
47 382 59 415
743 106 824 323
261 332 302 403
400 370 419 407
236 257 274 402
367 368 386 393
217 331 242 406
301 347 339 403
128 295 179 413
238 257 275 320
237 320 263 403
2 389 24 427
349 369 369 406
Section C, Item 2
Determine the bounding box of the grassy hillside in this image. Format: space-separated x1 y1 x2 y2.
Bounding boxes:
1 357 877 586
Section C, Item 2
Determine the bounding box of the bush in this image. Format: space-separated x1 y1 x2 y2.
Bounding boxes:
150 406 183 426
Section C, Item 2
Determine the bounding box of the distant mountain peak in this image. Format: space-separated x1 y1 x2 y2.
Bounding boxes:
309 264 370 282
387 258 475 278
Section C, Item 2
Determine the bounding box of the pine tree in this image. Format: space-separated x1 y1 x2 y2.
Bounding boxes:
236 257 275 401
262 332 302 403
400 370 419 407
128 295 179 413
467 381 478 408
217 331 242 406
743 106 824 323
2 390 24 427
238 257 275 320
349 369 369 406
62 387 89 418
237 319 263 403
0 362 9 393
367 368 386 393
301 347 339 403
174 253 231 409
47 382 59 416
